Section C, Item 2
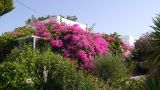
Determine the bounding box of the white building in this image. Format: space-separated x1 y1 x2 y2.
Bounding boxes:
119 35 136 46
29 15 91 31
55 16 90 31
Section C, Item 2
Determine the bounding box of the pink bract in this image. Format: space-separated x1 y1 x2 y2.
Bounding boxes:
32 18 109 69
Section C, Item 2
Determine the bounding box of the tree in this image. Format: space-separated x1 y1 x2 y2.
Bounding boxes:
0 0 14 16
149 15 160 76
131 33 154 75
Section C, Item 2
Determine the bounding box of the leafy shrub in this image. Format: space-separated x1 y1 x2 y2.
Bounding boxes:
143 76 160 90
83 74 109 90
31 19 109 69
0 0 14 16
37 49 94 90
131 33 154 75
125 59 137 76
118 78 144 90
94 55 128 82
132 33 154 62
25 15 54 24
103 32 124 55
103 32 134 58
0 27 35 61
0 45 105 90
0 46 41 89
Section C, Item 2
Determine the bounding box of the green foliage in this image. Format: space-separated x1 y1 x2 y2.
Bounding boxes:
95 55 128 82
143 76 160 90
130 33 153 75
150 15 160 64
0 0 14 16
94 55 145 90
132 33 154 62
117 78 144 90
103 32 124 56
0 46 42 89
25 15 56 24
37 49 93 90
83 74 108 90
149 15 160 76
0 27 34 61
0 45 104 90
125 59 137 75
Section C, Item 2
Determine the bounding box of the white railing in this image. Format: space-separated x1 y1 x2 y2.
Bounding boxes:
17 35 43 49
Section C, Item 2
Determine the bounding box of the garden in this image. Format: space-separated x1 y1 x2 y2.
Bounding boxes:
0 15 160 90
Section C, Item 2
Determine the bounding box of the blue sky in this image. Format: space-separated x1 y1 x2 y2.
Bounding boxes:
1 0 160 37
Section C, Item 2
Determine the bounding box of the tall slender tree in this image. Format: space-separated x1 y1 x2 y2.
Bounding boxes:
0 0 14 16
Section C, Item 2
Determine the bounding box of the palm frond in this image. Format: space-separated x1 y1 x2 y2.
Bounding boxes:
149 15 160 75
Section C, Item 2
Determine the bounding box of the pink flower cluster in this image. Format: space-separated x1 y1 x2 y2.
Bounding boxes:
122 44 134 58
32 19 109 69
122 44 134 52
50 39 63 48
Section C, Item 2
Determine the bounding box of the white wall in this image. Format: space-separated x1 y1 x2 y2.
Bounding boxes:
120 35 135 46
55 16 89 31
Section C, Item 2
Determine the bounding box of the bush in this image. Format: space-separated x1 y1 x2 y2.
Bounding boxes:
0 46 41 89
131 33 154 75
94 55 128 82
0 0 14 16
83 74 109 90
125 59 137 76
103 32 124 56
31 19 109 69
143 76 160 90
0 27 35 61
103 32 134 58
0 45 105 90
37 49 94 90
132 33 154 62
118 78 144 90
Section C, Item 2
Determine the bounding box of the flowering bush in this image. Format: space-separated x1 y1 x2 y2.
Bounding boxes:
122 44 134 58
0 46 99 90
132 33 154 61
131 33 154 75
103 33 134 59
31 19 109 69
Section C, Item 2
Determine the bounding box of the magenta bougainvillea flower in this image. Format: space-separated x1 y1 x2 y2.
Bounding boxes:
122 51 131 58
32 18 109 69
122 44 134 52
50 39 63 48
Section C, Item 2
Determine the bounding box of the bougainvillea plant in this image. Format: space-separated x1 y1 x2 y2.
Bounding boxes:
103 32 134 59
31 18 109 69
